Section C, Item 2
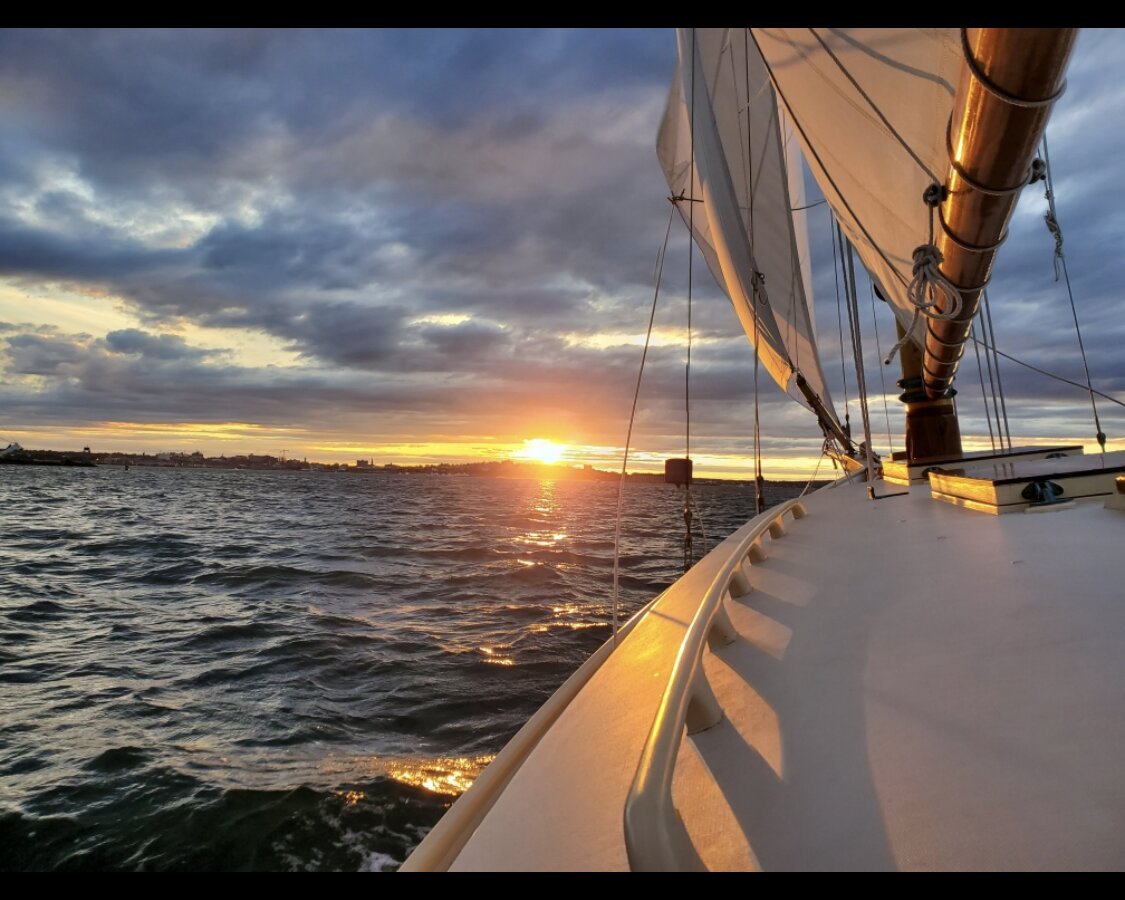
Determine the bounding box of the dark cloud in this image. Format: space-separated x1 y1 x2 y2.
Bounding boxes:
6 332 90 375
104 329 215 361
420 321 509 358
0 28 1122 465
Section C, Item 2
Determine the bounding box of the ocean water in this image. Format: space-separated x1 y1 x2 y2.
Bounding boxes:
0 466 808 871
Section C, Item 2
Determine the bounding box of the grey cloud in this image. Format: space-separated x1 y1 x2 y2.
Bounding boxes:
0 28 1122 464
420 321 510 358
105 329 215 361
6 333 90 375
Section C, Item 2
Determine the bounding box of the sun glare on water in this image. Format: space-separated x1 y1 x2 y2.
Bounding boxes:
516 438 565 465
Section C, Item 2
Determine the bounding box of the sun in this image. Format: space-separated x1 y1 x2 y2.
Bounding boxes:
515 438 565 465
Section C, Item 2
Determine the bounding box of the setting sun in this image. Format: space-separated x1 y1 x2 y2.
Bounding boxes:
515 438 566 465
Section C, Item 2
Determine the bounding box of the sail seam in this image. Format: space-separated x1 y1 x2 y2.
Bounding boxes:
808 28 940 184
749 29 912 298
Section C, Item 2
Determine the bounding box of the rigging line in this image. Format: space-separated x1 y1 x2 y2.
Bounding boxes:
749 28 913 295
1042 133 1107 450
830 206 851 433
843 227 876 487
807 28 939 183
791 198 828 212
687 27 696 462
968 337 1125 412
976 292 1003 450
868 280 894 455
970 320 998 451
744 28 764 514
725 27 776 116
687 488 709 552
981 289 1013 450
611 205 676 646
800 441 829 497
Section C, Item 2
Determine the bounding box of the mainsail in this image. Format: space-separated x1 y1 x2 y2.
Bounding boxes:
748 28 963 347
657 28 841 433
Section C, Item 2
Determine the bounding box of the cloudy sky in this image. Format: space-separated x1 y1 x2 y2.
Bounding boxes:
2 29 1123 479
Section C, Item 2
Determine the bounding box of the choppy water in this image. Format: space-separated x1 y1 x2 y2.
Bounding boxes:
0 466 806 871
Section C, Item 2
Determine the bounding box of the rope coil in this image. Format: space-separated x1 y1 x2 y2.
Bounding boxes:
883 242 964 365
1044 205 1064 281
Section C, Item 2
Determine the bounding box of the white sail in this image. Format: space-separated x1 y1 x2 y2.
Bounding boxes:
657 28 839 424
750 27 963 345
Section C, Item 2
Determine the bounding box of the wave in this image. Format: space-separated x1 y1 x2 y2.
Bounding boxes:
0 467 807 870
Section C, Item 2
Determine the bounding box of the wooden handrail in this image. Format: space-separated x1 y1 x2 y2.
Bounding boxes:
623 499 807 871
400 592 662 872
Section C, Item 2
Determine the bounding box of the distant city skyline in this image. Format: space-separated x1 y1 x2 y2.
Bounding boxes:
2 29 1123 481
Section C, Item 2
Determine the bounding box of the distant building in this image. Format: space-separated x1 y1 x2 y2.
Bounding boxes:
356 459 371 469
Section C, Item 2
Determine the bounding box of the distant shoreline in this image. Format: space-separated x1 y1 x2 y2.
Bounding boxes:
1 447 823 485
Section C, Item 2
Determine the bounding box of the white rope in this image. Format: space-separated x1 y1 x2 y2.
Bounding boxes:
907 244 963 322
883 192 964 366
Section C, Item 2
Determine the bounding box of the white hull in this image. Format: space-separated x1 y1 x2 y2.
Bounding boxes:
405 477 1125 871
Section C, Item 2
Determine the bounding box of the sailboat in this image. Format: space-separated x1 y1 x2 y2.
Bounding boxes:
401 28 1125 871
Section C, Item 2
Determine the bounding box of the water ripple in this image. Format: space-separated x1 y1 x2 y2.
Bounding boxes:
0 466 804 870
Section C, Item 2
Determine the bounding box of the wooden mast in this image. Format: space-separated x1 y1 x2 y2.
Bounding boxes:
903 28 1077 461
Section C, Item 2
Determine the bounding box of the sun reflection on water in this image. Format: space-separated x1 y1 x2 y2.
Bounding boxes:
336 789 365 806
479 645 516 666
383 755 495 796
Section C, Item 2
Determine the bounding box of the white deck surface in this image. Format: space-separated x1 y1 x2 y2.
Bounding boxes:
447 480 1125 870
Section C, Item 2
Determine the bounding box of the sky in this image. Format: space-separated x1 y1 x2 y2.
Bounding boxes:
1 28 1123 480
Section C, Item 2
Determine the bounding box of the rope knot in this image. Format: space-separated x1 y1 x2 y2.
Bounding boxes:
911 243 944 278
885 243 964 365
907 243 960 319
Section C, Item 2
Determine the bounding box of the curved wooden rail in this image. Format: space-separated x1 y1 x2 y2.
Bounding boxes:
401 593 661 872
623 499 808 871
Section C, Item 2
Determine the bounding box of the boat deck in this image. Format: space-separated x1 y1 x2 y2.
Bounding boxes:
426 479 1125 870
